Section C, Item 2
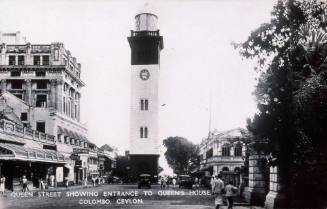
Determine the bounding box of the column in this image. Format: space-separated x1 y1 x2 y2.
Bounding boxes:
0 43 6 65
264 166 286 209
1 79 6 93
49 79 56 108
56 80 63 112
245 155 268 205
25 79 32 105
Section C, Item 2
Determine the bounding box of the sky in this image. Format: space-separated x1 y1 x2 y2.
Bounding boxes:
0 0 277 174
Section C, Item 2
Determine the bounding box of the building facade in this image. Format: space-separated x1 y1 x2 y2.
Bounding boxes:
0 32 115 190
199 128 247 176
128 11 164 180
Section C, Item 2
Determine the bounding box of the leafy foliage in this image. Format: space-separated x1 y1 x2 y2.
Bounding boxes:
235 0 327 207
163 136 199 175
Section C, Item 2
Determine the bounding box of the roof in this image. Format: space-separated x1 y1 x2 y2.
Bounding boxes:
100 144 113 151
0 142 66 163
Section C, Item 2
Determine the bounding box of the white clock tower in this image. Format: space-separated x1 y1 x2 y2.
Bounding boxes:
128 10 164 179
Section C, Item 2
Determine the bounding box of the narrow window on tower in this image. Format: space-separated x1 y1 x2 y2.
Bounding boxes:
140 99 149 111
144 127 148 138
140 99 144 110
140 127 143 138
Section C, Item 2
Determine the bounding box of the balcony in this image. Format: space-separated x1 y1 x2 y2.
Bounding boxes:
0 119 56 144
130 30 160 37
201 155 245 166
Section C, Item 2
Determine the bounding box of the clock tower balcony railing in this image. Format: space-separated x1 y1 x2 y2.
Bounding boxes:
130 30 160 37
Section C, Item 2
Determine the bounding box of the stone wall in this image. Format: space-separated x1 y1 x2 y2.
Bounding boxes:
264 166 286 209
244 155 268 206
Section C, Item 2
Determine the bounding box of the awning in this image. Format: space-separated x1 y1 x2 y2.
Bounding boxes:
0 142 66 163
57 126 88 142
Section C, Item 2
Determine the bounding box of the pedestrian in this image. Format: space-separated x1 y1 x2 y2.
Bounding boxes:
225 181 238 209
194 177 199 188
39 178 45 190
0 176 5 195
92 177 96 187
172 178 177 189
211 174 224 209
160 177 165 189
65 177 69 188
22 175 28 192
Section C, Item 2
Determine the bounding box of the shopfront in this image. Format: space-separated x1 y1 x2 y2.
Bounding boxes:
0 142 66 191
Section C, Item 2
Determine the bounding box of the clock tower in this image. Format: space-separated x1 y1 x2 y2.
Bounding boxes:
128 10 163 180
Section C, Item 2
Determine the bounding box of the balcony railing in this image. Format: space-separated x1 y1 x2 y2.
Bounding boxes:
130 30 160 37
0 119 55 144
201 156 245 165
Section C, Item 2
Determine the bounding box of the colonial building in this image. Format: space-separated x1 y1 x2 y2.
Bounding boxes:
199 128 248 176
0 32 115 190
128 10 164 180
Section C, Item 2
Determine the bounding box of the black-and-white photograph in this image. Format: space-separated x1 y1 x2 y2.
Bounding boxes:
0 0 326 208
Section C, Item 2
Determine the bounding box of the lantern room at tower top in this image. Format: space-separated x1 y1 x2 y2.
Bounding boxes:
128 9 164 65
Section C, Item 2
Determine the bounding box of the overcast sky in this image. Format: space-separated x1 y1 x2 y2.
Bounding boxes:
0 0 276 174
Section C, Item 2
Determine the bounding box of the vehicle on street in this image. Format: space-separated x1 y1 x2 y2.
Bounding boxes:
138 174 151 189
178 175 193 189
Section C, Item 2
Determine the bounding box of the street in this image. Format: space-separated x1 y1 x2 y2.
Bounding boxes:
0 184 261 209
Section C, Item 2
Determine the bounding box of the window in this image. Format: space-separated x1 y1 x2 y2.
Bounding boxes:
9 56 16 65
36 94 47 107
10 71 21 77
206 148 213 158
63 97 66 113
42 55 49 65
20 112 28 121
64 136 69 144
64 83 68 92
140 126 148 138
68 100 71 116
57 134 62 143
36 71 46 77
234 144 243 156
13 94 23 99
36 121 45 133
75 104 78 118
18 56 24 65
33 56 40 65
11 80 23 89
140 99 149 111
36 80 47 89
54 49 59 61
222 145 231 156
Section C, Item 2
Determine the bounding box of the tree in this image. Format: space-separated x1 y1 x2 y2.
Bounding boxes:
163 137 199 175
234 0 327 207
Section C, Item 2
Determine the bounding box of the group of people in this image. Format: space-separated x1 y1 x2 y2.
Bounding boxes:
160 177 177 189
211 174 238 209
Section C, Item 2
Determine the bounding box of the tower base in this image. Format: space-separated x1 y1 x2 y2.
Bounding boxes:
129 154 159 182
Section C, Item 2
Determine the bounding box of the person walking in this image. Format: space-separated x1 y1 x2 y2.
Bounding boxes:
22 175 28 192
211 174 224 209
172 178 177 189
0 176 5 195
39 178 45 190
65 177 69 189
225 181 238 209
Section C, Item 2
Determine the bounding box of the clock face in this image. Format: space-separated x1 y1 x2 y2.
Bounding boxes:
139 69 150 80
